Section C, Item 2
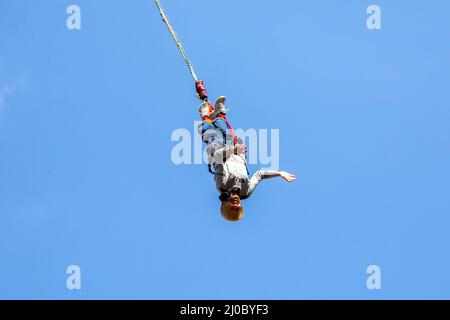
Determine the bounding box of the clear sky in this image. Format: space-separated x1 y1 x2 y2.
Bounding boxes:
1 0 449 299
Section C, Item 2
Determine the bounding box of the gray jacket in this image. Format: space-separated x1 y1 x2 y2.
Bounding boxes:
207 142 279 199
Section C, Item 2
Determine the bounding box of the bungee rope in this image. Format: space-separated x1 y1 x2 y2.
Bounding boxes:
154 0 238 145
154 0 198 82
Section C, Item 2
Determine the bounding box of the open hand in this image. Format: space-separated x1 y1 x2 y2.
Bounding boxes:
234 144 247 155
279 171 296 182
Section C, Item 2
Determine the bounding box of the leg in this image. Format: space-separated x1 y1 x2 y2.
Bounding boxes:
198 119 222 145
212 117 228 137
213 117 236 146
197 100 234 146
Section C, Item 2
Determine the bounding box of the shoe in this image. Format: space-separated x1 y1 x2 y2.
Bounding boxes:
198 101 213 119
211 96 229 118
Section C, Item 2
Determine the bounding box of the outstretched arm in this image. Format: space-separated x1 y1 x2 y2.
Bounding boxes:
246 170 296 197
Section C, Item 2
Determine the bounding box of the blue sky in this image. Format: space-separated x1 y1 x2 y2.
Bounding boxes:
1 0 449 299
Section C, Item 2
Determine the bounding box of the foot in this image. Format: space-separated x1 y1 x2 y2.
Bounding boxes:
198 101 214 120
212 96 229 118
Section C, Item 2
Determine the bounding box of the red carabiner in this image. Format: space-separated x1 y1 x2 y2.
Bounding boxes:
195 80 208 101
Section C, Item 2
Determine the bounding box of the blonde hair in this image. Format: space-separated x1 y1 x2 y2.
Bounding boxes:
220 202 244 222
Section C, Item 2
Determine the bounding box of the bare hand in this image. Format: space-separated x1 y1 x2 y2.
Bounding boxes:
279 171 296 182
234 144 247 155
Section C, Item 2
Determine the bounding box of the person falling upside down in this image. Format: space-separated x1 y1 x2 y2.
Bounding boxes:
195 80 296 222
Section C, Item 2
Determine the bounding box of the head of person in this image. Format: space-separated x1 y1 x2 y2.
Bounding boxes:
219 190 244 222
